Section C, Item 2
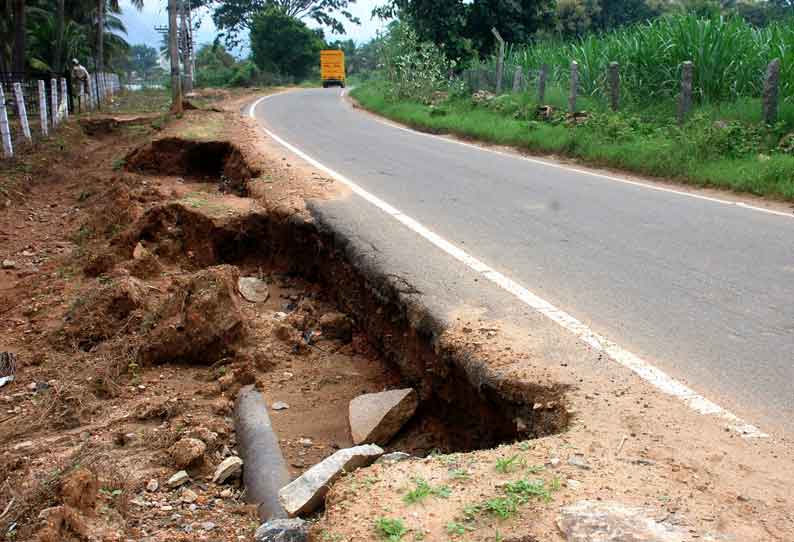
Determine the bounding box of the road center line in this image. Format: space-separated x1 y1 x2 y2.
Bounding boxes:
248 92 768 439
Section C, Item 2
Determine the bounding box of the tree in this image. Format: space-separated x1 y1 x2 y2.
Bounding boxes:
128 44 159 76
213 0 359 48
250 8 324 80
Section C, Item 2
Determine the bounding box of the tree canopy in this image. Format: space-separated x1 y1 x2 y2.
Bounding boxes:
250 7 325 80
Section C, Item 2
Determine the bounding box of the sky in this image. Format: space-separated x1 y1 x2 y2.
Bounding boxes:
118 0 386 56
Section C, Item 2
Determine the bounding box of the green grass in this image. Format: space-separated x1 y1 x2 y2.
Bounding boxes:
352 81 794 201
403 478 452 504
375 517 408 541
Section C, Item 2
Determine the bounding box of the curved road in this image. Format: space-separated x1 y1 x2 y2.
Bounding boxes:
252 88 794 435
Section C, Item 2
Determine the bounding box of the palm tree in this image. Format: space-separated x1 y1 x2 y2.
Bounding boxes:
96 0 143 74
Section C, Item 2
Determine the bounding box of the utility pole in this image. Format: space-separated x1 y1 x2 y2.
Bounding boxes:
181 0 194 93
168 0 183 113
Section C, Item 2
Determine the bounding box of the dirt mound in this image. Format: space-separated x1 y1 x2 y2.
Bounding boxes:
124 137 259 195
139 265 244 365
56 276 149 350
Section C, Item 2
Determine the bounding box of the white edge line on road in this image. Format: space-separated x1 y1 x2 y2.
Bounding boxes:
248 92 769 438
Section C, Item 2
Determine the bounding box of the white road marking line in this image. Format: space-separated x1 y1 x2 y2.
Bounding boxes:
248 93 769 438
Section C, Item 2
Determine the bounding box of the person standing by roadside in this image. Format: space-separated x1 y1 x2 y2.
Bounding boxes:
71 59 90 112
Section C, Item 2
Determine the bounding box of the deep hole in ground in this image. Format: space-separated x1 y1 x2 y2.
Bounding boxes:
124 138 259 196
118 197 570 461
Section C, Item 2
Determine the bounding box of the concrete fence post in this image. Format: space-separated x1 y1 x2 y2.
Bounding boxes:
0 86 13 158
763 58 780 125
608 61 620 112
12 83 31 142
538 64 548 103
678 61 694 125
513 67 523 93
60 78 69 120
569 60 579 113
38 80 48 136
492 28 505 94
51 78 59 126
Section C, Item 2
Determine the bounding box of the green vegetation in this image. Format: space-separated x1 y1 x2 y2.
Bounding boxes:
403 478 452 504
250 8 324 82
495 455 525 474
375 517 409 541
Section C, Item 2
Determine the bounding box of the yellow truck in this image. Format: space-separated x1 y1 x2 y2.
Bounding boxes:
320 50 346 88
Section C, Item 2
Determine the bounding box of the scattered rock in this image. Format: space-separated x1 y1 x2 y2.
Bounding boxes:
181 488 198 503
167 470 190 488
568 454 590 470
298 438 313 448
272 401 289 411
319 312 353 342
201 522 217 531
238 277 270 303
61 468 99 511
349 388 418 445
146 479 159 492
375 452 412 465
213 456 243 484
566 479 582 490
549 457 561 468
132 242 148 260
170 437 207 468
279 444 384 517
557 500 686 541
2 259 17 269
220 489 233 498
255 518 309 542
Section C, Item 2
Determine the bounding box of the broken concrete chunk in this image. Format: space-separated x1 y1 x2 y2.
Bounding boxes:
146 479 159 492
349 388 418 446
255 518 309 542
568 453 590 470
238 277 270 303
272 401 289 411
167 470 190 488
213 456 243 484
375 452 412 465
278 444 384 517
557 500 686 541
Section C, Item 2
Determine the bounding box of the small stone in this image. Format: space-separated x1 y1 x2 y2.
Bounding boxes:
213 456 243 484
146 479 159 492
272 401 289 411
566 479 582 490
255 518 309 542
170 437 206 468
549 457 561 468
201 522 217 531
13 440 33 450
278 444 383 517
167 470 190 488
273 312 288 321
349 388 418 446
220 489 233 498
21 250 34 257
298 438 313 448
238 277 270 303
375 452 412 465
568 453 590 470
2 260 17 269
160 505 174 511
132 242 148 260
181 488 198 503
27 382 37 392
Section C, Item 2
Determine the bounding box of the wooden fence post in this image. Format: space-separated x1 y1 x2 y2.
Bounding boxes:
763 58 780 125
513 67 523 93
0 86 13 158
50 78 59 126
569 60 579 113
608 62 620 112
492 28 505 94
38 80 48 136
538 64 548 103
12 83 31 143
678 61 694 125
60 78 69 120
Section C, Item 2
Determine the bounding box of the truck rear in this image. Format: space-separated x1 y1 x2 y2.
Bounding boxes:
320 50 346 88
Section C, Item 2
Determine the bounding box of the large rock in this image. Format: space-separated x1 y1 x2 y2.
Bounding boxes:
278 444 384 517
139 265 244 365
170 437 206 468
255 518 309 542
557 501 686 542
349 389 418 445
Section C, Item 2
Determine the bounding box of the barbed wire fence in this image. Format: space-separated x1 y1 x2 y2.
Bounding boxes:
0 71 122 159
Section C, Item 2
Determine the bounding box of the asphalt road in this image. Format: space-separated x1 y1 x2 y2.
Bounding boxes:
252 88 794 435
